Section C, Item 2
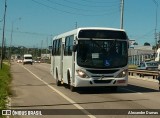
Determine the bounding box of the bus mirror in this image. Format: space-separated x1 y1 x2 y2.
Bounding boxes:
73 44 77 52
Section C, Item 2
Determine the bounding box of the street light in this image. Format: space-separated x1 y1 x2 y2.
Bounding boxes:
9 17 21 63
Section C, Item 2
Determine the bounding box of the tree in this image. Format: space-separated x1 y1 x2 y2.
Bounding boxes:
133 42 138 45
144 42 150 46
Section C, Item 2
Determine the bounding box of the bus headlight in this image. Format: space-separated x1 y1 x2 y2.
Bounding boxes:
76 69 89 78
116 69 128 78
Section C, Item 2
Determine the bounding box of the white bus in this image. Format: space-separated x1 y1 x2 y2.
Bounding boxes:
51 27 129 92
155 48 160 62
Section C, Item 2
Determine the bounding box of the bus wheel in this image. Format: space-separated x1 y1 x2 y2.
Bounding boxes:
70 85 76 92
56 70 61 86
68 73 76 92
56 78 61 86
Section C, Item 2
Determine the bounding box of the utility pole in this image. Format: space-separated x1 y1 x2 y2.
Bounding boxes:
41 40 43 58
0 0 7 69
152 0 158 60
9 22 14 64
120 0 124 29
46 37 48 55
155 31 158 49
9 17 21 64
152 0 158 49
155 3 158 49
159 32 160 46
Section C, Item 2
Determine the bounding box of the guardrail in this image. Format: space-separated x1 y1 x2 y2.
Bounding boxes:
128 69 159 79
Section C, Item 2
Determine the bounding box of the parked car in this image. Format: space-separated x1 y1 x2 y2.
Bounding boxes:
137 61 158 71
17 59 23 63
33 60 41 63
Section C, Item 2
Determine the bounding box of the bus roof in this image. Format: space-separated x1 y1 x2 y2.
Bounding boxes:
53 27 126 40
24 54 32 57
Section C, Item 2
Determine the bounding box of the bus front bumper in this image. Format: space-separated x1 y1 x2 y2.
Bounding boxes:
74 76 128 87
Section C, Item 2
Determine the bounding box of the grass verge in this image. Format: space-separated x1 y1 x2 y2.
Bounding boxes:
0 63 12 110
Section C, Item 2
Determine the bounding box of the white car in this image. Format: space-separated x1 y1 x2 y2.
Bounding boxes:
33 60 41 63
17 59 23 63
138 61 158 71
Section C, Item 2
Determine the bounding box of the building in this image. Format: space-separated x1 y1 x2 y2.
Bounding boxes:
41 54 51 60
128 45 154 65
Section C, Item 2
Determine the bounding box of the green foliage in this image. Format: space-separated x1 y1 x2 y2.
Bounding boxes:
144 42 150 46
128 64 137 69
0 63 11 109
133 42 138 45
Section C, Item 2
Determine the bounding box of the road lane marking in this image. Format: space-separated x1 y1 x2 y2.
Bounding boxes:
22 65 96 118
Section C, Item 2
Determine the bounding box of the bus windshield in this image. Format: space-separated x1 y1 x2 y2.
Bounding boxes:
77 40 128 68
24 57 32 59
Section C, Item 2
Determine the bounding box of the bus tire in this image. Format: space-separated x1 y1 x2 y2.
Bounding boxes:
67 72 76 92
70 85 76 92
56 69 61 86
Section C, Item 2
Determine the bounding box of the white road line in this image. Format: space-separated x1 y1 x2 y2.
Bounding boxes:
121 88 142 94
22 65 96 118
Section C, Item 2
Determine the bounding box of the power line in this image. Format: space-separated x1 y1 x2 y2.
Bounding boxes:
0 28 52 36
62 0 119 7
13 30 51 36
80 0 119 4
31 0 119 16
46 0 94 12
45 0 119 12
152 0 158 6
130 29 155 40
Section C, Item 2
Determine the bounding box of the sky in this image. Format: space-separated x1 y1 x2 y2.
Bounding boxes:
0 0 160 48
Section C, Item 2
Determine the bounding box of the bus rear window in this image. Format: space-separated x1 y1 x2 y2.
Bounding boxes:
78 30 128 39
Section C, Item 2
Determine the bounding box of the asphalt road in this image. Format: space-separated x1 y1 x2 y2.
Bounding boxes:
9 62 160 118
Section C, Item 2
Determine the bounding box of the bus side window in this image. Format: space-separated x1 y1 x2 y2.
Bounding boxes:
54 39 61 56
56 40 60 55
54 40 57 55
57 39 61 55
53 40 57 56
64 35 74 56
68 36 74 55
64 37 69 56
52 41 54 56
